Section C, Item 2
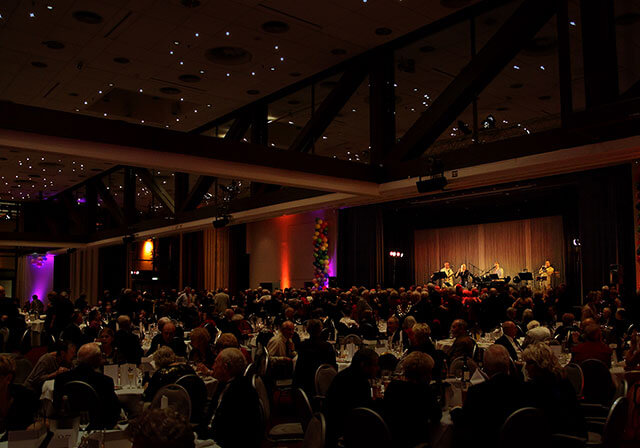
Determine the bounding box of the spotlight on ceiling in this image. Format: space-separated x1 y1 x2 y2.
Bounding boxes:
213 215 231 229
416 176 448 193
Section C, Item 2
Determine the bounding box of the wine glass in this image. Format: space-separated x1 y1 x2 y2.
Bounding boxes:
127 366 135 389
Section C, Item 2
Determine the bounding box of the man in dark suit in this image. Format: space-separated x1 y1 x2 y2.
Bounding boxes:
326 348 379 446
54 343 121 429
205 348 261 448
293 319 337 397
114 315 143 364
457 345 526 447
494 321 522 361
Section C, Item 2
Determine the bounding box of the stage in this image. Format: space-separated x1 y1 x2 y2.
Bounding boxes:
414 216 565 287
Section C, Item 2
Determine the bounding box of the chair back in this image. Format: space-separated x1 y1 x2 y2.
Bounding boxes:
252 375 271 422
343 407 391 448
314 364 337 397
449 356 478 378
60 380 100 425
563 363 584 397
500 407 550 448
150 384 192 421
302 413 326 448
581 358 615 405
343 334 363 348
602 397 628 448
244 362 256 377
614 379 628 401
294 388 313 432
175 374 208 422
254 347 269 377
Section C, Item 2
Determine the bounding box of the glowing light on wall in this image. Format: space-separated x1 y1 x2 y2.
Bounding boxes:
142 239 154 259
27 254 54 305
277 215 293 289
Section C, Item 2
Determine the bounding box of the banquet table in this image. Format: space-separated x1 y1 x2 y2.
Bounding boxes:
435 338 496 352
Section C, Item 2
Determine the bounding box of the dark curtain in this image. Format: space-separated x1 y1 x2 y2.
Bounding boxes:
98 244 126 296
53 253 70 293
338 206 383 288
228 224 248 292
578 165 635 301
182 231 204 290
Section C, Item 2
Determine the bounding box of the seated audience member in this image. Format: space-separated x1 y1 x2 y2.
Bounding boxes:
54 343 121 429
571 323 613 367
447 319 475 360
27 295 44 314
266 321 297 377
293 319 337 397
97 328 118 364
143 346 198 401
494 321 522 361
522 343 586 436
213 333 252 365
625 328 640 369
146 321 186 357
189 327 215 370
205 348 261 448
386 316 406 348
326 348 379 445
359 308 379 340
383 352 441 448
83 309 103 342
114 315 143 364
217 309 242 341
61 310 87 348
0 354 38 438
24 340 76 393
522 320 551 347
127 408 195 448
554 313 578 341
407 322 436 356
459 345 526 446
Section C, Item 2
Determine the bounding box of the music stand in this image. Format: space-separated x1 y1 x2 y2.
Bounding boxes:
431 272 446 283
518 272 533 281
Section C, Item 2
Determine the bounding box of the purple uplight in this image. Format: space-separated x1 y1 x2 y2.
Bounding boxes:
27 254 54 306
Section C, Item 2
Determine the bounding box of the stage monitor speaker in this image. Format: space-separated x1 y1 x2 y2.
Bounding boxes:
329 276 338 288
416 177 447 193
259 282 273 291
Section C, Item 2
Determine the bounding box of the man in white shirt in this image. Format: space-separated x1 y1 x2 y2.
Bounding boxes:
491 262 504 278
494 321 522 361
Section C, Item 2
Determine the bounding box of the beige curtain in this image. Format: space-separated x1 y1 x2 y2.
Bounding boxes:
203 227 229 291
70 248 99 304
414 216 565 284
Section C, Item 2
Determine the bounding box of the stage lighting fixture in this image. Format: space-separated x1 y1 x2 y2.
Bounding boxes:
457 120 472 135
482 114 496 129
416 176 448 193
572 238 581 247
213 215 230 228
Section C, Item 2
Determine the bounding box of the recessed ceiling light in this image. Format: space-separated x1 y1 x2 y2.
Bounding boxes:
261 20 289 34
31 61 48 68
72 10 103 25
113 57 130 64
375 27 392 36
42 40 65 50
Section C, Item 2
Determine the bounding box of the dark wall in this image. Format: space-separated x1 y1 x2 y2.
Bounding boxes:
182 231 204 290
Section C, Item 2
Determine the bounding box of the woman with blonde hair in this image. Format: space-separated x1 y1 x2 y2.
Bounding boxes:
522 343 586 436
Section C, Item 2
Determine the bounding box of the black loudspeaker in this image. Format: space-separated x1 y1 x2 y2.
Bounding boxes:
609 264 623 285
416 177 447 193
304 281 314 289
259 282 273 291
329 277 338 288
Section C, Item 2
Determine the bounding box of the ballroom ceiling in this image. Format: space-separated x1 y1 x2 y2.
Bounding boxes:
0 0 639 202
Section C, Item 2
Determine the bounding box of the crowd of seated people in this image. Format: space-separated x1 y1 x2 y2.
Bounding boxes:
0 279 637 446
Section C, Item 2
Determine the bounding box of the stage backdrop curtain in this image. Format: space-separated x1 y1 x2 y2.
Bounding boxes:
414 216 565 285
203 227 229 291
70 248 99 303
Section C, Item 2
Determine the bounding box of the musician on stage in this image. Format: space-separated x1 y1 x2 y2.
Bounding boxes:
440 262 454 286
538 260 554 289
455 264 471 288
491 262 504 278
